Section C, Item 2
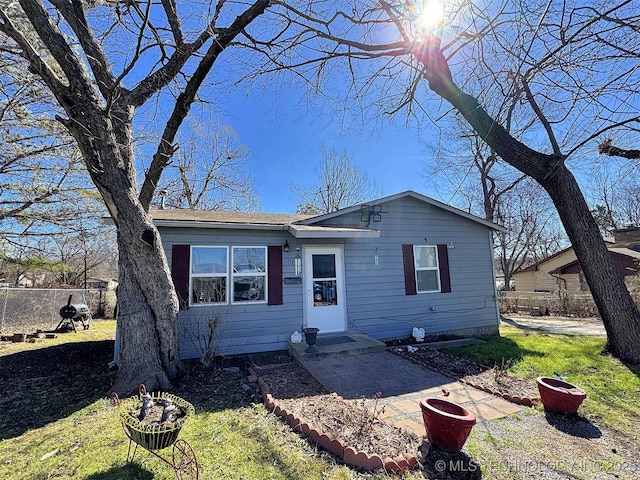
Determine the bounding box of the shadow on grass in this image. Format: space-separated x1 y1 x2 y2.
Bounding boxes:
83 463 155 480
422 447 483 479
626 361 640 381
544 412 602 438
0 339 117 440
446 333 543 367
174 359 259 413
0 335 262 440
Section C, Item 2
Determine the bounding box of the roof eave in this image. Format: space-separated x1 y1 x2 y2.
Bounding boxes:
153 219 289 231
298 190 506 232
288 225 381 239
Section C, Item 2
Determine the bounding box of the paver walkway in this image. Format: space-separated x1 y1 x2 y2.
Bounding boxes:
296 317 603 438
300 351 521 438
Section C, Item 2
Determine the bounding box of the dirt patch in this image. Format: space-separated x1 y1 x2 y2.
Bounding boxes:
256 362 422 461
252 349 538 467
393 346 539 402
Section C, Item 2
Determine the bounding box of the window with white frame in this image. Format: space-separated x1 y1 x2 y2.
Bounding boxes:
232 247 267 303
189 246 268 305
414 245 440 292
191 246 228 304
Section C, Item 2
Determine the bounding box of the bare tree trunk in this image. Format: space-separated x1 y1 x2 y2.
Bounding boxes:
541 167 640 363
63 110 181 394
98 161 181 395
114 230 179 394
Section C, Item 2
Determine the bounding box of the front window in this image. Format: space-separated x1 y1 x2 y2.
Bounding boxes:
190 246 269 305
414 246 440 292
191 246 228 304
232 247 267 303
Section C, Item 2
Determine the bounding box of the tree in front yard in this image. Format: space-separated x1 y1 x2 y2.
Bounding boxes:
273 0 640 363
399 1 640 363
0 0 276 393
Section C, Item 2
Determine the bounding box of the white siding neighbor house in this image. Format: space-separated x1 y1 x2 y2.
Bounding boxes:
153 191 505 358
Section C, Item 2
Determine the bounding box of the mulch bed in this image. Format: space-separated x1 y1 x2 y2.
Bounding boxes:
252 362 424 473
391 346 540 405
250 345 541 473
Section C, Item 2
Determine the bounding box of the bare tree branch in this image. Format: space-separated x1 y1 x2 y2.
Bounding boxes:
50 0 117 97
598 138 640 159
139 0 271 209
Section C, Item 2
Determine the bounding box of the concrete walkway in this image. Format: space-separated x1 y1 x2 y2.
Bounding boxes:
501 314 607 336
295 316 604 438
299 351 521 438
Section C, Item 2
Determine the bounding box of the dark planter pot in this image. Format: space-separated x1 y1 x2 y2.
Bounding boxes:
536 377 586 414
419 397 476 452
303 327 320 353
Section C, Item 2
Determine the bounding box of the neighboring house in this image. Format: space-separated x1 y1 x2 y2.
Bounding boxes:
154 191 505 358
85 278 119 290
512 239 640 294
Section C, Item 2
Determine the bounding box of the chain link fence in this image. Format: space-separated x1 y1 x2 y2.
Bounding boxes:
499 293 596 317
500 289 640 318
0 288 116 333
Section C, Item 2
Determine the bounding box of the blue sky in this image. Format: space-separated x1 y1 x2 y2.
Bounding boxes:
221 82 438 213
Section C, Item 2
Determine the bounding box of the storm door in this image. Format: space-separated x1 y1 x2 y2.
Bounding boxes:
304 246 346 333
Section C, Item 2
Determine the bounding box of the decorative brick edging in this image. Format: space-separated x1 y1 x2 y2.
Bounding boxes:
391 349 540 407
249 368 421 474
458 378 538 406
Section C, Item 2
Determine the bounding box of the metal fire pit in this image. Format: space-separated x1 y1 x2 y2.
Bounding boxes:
113 385 198 479
55 295 92 332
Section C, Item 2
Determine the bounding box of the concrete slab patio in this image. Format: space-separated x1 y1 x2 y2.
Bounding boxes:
298 350 522 438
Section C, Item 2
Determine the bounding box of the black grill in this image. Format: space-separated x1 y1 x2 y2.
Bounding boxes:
55 295 92 332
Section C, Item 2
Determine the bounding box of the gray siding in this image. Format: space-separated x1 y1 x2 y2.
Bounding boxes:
160 228 305 357
159 195 499 358
318 196 499 340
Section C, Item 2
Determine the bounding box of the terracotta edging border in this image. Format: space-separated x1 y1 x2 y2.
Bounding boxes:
249 368 421 474
391 349 540 407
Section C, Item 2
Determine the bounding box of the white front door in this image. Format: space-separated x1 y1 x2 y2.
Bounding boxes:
304 246 347 333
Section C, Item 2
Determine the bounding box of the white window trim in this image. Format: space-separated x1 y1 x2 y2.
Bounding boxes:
231 246 268 305
190 246 229 306
414 245 441 293
188 245 269 306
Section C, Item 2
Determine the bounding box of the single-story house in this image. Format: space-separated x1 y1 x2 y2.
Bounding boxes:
154 191 505 358
512 241 640 293
85 278 119 290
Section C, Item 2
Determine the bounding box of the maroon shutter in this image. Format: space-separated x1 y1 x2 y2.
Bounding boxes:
437 244 451 293
402 244 417 295
267 245 283 305
171 245 190 310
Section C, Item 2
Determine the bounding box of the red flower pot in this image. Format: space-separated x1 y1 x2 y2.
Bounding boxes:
536 377 586 414
419 398 476 452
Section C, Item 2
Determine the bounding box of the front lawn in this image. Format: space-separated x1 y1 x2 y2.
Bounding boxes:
1 321 638 479
0 321 359 480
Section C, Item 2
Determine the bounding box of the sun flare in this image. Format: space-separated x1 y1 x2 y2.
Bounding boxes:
417 0 445 30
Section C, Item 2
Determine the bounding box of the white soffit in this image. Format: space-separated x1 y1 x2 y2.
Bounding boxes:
288 224 380 239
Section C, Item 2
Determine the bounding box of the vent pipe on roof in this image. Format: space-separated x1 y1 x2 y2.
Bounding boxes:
160 190 167 209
